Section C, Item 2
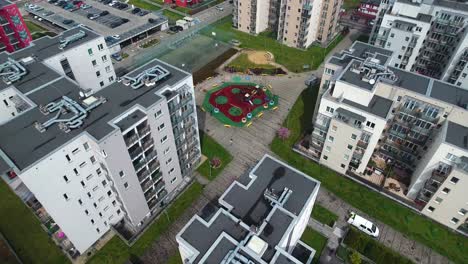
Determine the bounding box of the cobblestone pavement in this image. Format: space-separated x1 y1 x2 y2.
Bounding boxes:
139 31 449 264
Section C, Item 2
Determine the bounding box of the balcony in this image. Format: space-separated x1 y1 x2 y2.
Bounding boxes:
422 180 439 194
357 140 369 149
138 126 151 137
168 101 180 112
184 117 196 128
148 160 160 173
145 150 157 162
124 134 139 147
151 171 162 181
154 180 165 193
181 106 194 119
147 197 158 209
419 113 439 124
142 138 154 150
133 158 147 172
137 169 150 182
141 179 154 192
129 147 143 160
144 188 156 201
180 95 192 106
157 189 168 201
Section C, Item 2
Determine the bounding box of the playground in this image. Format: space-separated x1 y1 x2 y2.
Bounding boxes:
202 82 279 127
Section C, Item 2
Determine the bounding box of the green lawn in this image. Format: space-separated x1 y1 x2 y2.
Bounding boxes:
129 0 161 11
24 20 55 40
269 86 468 263
203 16 344 72
0 181 68 263
227 53 276 71
311 204 339 227
344 227 413 264
196 131 233 180
343 0 360 10
301 227 328 263
88 182 204 264
163 10 185 24
168 253 183 264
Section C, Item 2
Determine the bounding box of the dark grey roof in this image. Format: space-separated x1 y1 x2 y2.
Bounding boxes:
0 59 61 92
180 212 248 263
390 67 431 95
3 26 100 62
275 252 297 264
343 95 393 119
349 41 393 59
0 60 189 170
429 80 468 107
434 0 468 12
0 156 9 174
340 61 375 91
259 209 294 262
394 19 417 27
203 237 237 264
416 13 432 23
222 156 317 226
115 109 146 131
336 107 366 122
445 122 468 150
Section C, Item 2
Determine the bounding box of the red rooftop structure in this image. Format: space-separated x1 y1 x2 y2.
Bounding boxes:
0 0 32 53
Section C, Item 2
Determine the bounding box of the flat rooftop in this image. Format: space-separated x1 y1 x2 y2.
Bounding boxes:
0 58 189 171
343 95 393 119
178 155 320 263
445 122 468 151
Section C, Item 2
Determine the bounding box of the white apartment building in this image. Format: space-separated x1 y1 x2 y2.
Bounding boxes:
369 0 468 87
0 27 201 256
233 0 342 48
301 41 467 232
176 154 320 263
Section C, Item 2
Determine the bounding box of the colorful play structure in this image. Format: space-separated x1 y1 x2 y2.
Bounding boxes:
202 82 279 127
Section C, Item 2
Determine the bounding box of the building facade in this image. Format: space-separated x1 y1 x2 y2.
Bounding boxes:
177 154 320 263
302 41 467 233
233 0 343 48
0 26 201 257
0 0 32 53
369 0 468 87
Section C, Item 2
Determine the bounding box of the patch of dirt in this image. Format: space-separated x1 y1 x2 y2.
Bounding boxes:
245 51 274 65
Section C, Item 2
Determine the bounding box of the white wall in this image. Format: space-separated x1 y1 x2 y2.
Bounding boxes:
0 87 30 124
255 0 271 34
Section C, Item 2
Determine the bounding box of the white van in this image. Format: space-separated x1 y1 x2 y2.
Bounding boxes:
347 212 379 237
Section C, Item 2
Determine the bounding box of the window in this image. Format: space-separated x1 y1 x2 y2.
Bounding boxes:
96 228 101 233
107 190 112 197
93 185 99 192
99 212 103 217
78 199 83 205
328 136 334 142
81 181 86 187
90 156 96 164
450 217 459 224
445 153 458 162
105 66 111 73
324 68 335 75
458 208 467 216
112 200 117 206
96 71 101 77
340 164 346 168
435 197 443 203
83 142 90 150
168 168 175 174
351 134 357 140
161 135 168 143
102 180 107 187
109 76 114 82
85 209 89 215
323 155 328 160
92 60 97 66
124 182 129 189
91 219 95 224
63 193 69 200
365 121 375 129
163 147 170 155
331 125 337 132
101 55 107 62
93 202 97 208
171 177 177 184
158 123 165 131
441 187 450 194
73 168 79 175
86 174 93 181
63 175 69 182
96 168 102 175
390 33 395 38
450 177 459 184
155 110 162 118
79 161 86 168
117 209 121 215
344 154 349 161
325 146 331 152
66 154 71 162
98 43 104 50
87 192 92 198
326 106 334 114
166 158 173 165
119 171 124 177
88 48 93 55
347 144 353 150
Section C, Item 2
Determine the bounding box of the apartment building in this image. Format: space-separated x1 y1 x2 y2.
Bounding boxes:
369 0 468 87
0 27 201 256
303 41 467 232
233 0 342 48
0 0 32 53
177 154 320 263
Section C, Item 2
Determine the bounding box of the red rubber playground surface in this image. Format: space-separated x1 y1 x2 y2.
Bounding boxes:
208 84 273 123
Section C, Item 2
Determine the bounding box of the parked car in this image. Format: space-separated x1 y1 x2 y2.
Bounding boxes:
305 74 319 86
110 22 121 28
69 6 80 11
131 7 141 14
138 10 149 16
56 1 67 6
112 34 121 40
100 11 109 16
103 0 112 4
169 25 183 33
111 53 123 61
347 212 379 237
215 5 224 11
48 0 58 3
63 19 74 24
121 18 129 23
109 1 118 6
64 3 75 10
81 4 91 9
87 13 100 20
117 3 128 9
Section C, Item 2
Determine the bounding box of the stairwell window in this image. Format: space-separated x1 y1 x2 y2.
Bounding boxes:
161 135 168 143
88 48 93 55
441 187 450 194
450 177 459 184
63 193 69 200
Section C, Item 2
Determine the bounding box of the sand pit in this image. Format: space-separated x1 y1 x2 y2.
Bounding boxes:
245 51 274 65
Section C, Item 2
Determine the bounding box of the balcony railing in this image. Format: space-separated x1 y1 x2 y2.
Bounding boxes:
154 181 165 193
149 160 160 173
129 147 143 160
125 134 139 147
134 158 147 172
144 188 156 201
141 179 154 192
142 138 154 150
138 126 151 137
151 171 163 181
138 169 150 182
146 150 157 162
357 140 369 149
181 106 194 119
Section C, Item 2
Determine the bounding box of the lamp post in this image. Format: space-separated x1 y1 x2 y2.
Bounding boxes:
381 158 393 190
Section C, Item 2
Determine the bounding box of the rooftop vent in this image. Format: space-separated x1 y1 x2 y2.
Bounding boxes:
0 58 27 84
355 57 398 85
59 30 87 50
264 187 292 207
35 95 106 133
121 65 170 90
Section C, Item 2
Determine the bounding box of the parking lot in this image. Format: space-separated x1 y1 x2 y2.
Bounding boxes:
26 0 167 39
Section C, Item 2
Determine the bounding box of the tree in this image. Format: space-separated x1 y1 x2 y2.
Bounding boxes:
210 157 221 169
350 250 362 264
277 127 291 141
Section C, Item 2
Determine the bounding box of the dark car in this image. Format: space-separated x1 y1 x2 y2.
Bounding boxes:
110 22 121 28
111 53 123 61
138 10 149 16
131 7 141 14
63 19 74 24
103 0 112 4
100 10 109 16
121 18 129 23
118 3 128 9
49 0 58 3
57 1 67 7
169 25 183 32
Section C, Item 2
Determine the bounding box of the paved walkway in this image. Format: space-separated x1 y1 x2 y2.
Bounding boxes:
138 31 449 264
